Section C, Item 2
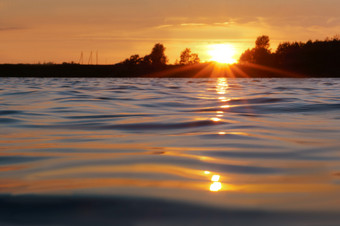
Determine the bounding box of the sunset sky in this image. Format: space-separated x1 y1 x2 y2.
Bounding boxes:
1 0 340 64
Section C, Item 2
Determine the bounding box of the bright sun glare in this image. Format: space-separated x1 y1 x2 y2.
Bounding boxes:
208 44 237 64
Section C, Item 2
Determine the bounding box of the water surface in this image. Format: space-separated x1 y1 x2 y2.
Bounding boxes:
1 77 340 224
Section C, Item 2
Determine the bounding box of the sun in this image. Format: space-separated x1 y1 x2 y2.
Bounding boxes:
208 44 237 64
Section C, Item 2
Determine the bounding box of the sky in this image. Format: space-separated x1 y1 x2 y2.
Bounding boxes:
1 0 340 64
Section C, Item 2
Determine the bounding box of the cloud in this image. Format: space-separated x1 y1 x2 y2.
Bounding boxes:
180 23 206 26
154 24 174 29
152 18 243 31
214 21 234 26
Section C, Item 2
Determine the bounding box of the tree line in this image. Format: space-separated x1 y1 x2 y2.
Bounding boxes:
121 43 200 68
239 35 340 75
119 37 340 76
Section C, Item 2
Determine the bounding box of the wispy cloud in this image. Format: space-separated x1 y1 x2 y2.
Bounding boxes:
154 24 174 29
180 23 206 26
214 22 232 26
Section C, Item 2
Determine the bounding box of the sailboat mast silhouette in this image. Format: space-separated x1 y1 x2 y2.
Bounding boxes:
78 51 98 65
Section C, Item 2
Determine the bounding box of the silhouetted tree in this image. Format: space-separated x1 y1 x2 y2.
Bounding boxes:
141 55 152 65
190 53 200 64
255 35 270 49
123 54 142 65
180 48 191 65
149 43 168 67
253 47 272 65
179 48 200 65
239 35 272 65
254 35 272 65
239 49 254 63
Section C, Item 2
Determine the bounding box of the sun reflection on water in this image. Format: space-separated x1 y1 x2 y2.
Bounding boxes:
221 105 230 109
210 117 221 122
216 77 228 95
213 77 230 135
210 174 222 192
210 182 222 192
218 97 230 102
211 175 220 182
202 170 223 192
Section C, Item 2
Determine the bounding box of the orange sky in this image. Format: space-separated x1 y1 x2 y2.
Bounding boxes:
1 0 340 64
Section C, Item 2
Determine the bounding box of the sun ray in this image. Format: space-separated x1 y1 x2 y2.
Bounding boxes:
238 62 306 78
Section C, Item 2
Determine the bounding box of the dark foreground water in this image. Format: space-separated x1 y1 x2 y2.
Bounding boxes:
1 77 340 225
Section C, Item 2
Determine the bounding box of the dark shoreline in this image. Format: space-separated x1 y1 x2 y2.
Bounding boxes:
1 63 339 78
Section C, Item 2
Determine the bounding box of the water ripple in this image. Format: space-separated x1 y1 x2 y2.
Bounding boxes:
0 77 340 213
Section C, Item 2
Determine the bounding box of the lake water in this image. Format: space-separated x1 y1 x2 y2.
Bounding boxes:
1 77 340 225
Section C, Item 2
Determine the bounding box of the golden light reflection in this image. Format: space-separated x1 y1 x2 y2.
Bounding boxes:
209 174 222 192
203 171 224 192
229 132 250 136
212 78 229 125
218 97 230 102
198 156 208 161
210 182 222 192
218 132 226 135
210 117 221 122
221 105 230 109
216 77 229 95
211 175 220 182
